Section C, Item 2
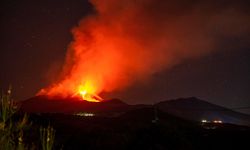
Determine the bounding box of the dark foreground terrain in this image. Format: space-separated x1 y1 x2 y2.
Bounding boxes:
18 97 250 150
20 108 249 150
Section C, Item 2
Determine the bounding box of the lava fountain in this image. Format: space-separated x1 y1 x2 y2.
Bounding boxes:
76 81 103 102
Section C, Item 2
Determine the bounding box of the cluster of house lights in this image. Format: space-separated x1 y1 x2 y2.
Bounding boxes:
201 119 223 124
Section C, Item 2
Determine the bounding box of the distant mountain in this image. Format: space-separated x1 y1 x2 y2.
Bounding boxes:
20 95 133 114
20 96 250 126
18 96 250 150
156 97 250 126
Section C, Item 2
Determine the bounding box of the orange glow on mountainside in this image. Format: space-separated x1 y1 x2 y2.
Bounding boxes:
76 81 103 102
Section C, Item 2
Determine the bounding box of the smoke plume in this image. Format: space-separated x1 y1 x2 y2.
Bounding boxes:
39 0 250 98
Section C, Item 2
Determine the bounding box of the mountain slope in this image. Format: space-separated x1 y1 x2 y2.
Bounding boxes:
20 95 133 114
156 97 250 126
20 96 250 126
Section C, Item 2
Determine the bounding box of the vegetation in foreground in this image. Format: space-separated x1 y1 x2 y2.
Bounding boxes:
1 88 250 150
0 88 56 150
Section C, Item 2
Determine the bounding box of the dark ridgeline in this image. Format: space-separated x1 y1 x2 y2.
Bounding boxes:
19 96 250 150
20 96 250 126
157 97 250 126
20 95 132 114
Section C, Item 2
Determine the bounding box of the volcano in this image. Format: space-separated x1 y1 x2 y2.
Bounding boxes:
20 95 142 115
17 96 250 150
20 96 250 126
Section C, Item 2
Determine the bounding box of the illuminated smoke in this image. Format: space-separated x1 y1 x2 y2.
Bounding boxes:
39 0 250 100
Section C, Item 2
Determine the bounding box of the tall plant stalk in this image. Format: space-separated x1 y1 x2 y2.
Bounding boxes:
40 125 56 150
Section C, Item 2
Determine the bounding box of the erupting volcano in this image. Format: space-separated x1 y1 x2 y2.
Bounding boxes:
38 79 104 102
37 0 250 103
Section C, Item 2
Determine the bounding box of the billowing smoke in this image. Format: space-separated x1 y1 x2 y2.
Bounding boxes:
39 0 250 99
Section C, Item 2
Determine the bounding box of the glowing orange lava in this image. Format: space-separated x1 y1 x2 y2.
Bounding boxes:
76 81 103 102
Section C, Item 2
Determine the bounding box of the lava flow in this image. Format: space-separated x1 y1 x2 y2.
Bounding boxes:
76 81 103 102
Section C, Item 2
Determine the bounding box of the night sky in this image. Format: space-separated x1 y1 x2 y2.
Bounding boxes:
1 0 250 114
